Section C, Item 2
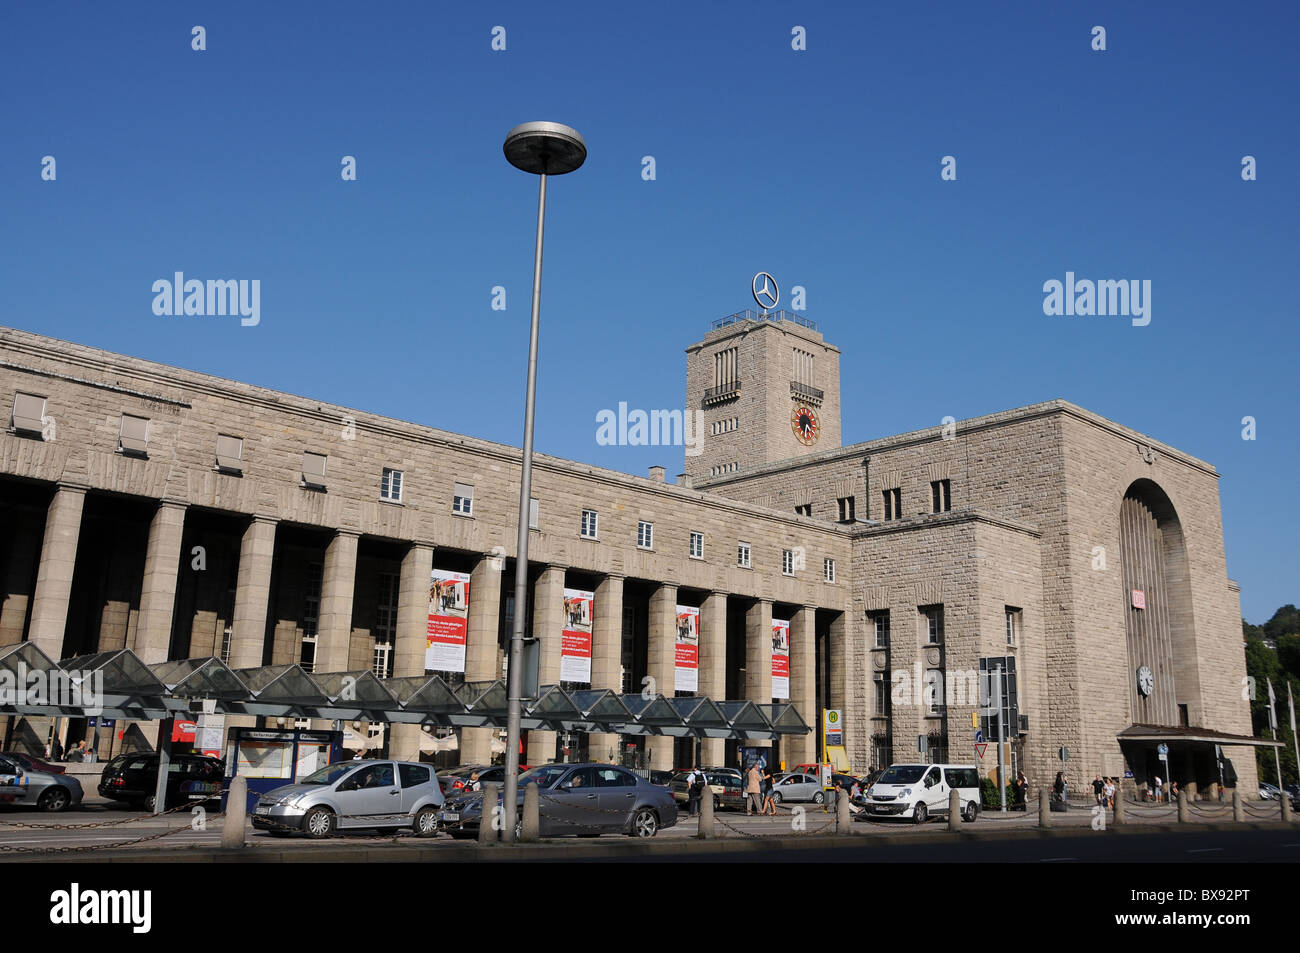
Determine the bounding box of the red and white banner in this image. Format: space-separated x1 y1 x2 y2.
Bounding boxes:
771 619 790 700
426 569 470 673
674 605 700 692
561 588 594 684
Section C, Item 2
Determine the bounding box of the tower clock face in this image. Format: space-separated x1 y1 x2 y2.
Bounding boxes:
1137 665 1154 697
791 404 819 446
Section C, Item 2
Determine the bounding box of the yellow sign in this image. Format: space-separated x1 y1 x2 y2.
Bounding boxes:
971 711 979 728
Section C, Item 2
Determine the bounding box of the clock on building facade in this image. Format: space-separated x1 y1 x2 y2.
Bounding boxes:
791 404 819 446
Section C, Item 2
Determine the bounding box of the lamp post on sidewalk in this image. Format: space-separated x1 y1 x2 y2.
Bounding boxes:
500 121 587 843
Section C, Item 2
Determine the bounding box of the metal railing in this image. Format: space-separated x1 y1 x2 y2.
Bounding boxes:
790 380 823 403
711 309 818 332
703 380 742 404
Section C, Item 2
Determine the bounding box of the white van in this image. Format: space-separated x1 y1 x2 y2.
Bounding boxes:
863 763 981 824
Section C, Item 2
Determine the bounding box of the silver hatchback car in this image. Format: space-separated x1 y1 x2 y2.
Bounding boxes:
0 753 84 812
252 759 444 838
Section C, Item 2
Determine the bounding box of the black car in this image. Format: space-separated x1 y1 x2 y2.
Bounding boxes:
98 753 225 811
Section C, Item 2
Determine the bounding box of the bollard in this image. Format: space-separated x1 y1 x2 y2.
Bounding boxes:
1232 789 1243 822
1177 791 1188 823
838 789 852 834
698 786 715 839
1283 795 1294 823
1039 790 1050 827
1113 792 1125 826
521 781 540 842
222 776 247 848
948 789 961 832
478 783 498 844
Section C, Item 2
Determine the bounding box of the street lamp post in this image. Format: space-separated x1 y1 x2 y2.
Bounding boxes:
500 121 586 843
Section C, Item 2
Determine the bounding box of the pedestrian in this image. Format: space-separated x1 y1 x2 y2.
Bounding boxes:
1052 771 1066 804
745 762 762 816
1154 775 1164 803
1104 776 1116 808
761 766 776 815
1169 779 1179 801
687 767 703 818
1092 774 1104 806
1015 770 1028 810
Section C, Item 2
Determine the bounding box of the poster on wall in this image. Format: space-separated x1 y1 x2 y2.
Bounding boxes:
771 618 791 700
426 569 470 673
674 605 700 692
561 588 594 684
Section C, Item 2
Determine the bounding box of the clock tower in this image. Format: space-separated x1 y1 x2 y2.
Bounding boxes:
684 307 842 483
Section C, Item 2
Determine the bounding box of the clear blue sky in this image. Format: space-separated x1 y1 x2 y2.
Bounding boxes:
2 1 1295 622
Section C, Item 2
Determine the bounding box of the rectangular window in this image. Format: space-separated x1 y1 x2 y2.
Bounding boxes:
922 605 945 645
118 413 150 456
10 392 47 435
215 434 243 473
689 531 704 559
381 468 404 502
373 572 399 678
529 497 539 530
795 503 812 517
737 541 751 569
713 347 739 387
300 563 323 673
869 610 891 648
823 557 836 583
837 496 855 522
875 672 889 717
931 479 951 513
782 549 795 575
637 520 654 549
581 509 598 539
925 668 944 715
1005 606 1021 647
452 482 474 515
882 488 901 521
302 452 328 490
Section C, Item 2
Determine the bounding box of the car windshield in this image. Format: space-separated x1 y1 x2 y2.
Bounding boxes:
300 763 359 786
878 765 926 784
517 765 569 789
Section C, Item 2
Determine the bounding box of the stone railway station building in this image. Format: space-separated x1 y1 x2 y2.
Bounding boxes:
0 315 1260 798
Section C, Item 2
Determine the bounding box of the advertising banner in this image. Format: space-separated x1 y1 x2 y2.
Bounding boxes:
561 588 594 684
772 618 790 700
674 605 700 692
426 569 470 673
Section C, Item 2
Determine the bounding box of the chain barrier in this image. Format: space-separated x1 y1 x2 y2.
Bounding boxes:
0 816 210 854
0 797 202 829
712 812 836 838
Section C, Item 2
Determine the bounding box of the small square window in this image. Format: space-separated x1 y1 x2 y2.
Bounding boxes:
10 392 47 436
637 521 654 549
689 531 704 560
824 558 836 583
381 468 404 502
737 541 751 569
452 482 474 515
931 479 951 513
302 452 327 490
795 503 812 517
119 414 150 456
782 549 795 575
837 496 855 523
215 434 243 474
869 610 890 648
581 509 598 539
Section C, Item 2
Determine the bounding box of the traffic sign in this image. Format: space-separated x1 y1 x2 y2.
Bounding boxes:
975 743 988 760
1058 746 1069 762
974 729 985 745
1157 743 1168 757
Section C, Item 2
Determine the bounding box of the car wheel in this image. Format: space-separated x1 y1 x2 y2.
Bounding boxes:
303 807 336 839
913 802 928 825
713 795 721 812
772 791 782 805
413 807 439 837
962 801 979 823
38 787 71 812
812 791 825 805
631 808 658 838
143 793 157 813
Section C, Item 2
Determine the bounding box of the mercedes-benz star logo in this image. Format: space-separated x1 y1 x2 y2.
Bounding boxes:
752 272 779 311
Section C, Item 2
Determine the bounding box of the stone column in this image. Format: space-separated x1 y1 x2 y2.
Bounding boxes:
0 511 44 648
461 553 504 766
646 583 678 771
788 605 816 767
316 531 359 675
228 517 277 669
526 566 565 765
134 501 188 664
745 599 774 754
698 590 727 766
588 573 624 763
390 542 434 762
27 484 87 659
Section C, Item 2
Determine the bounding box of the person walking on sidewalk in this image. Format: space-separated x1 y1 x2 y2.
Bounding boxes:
761 766 777 815
687 767 703 818
745 762 763 816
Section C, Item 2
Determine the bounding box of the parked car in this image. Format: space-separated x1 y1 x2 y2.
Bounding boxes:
252 760 445 838
443 762 677 838
438 764 508 795
98 753 224 811
862 763 981 824
0 751 66 775
1259 782 1282 800
647 769 675 787
770 772 825 804
669 770 745 811
0 753 83 812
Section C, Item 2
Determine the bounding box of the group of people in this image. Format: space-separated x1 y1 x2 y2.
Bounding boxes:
44 740 96 763
1089 774 1118 807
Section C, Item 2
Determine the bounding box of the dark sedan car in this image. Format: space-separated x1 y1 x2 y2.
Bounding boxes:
443 763 677 838
98 753 224 811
